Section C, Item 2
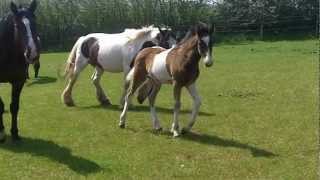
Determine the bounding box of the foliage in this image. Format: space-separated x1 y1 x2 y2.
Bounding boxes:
0 0 317 49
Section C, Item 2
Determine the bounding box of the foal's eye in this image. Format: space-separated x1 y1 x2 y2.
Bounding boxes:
199 40 207 48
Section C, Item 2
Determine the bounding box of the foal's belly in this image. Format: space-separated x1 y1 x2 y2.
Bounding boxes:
150 48 172 83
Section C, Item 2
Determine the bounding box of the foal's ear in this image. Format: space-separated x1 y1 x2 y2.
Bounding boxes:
29 0 37 13
10 2 18 15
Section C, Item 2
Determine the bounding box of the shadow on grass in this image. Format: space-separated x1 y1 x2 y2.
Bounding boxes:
78 104 215 117
0 137 102 175
182 132 277 158
156 130 277 158
26 76 57 86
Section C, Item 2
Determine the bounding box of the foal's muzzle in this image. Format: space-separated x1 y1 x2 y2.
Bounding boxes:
205 61 213 67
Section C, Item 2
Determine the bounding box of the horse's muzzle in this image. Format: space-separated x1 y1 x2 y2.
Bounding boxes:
24 48 38 64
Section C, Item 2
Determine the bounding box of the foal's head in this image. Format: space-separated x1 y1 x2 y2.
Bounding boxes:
9 0 39 64
194 22 214 67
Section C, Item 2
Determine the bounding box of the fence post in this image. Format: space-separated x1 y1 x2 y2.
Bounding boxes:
260 23 264 40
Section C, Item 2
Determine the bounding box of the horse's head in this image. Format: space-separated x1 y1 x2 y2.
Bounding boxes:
10 0 39 64
145 26 176 49
194 22 214 67
156 27 177 49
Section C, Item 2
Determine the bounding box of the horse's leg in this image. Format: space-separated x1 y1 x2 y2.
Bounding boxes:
181 83 201 134
0 97 5 143
10 81 24 141
62 57 88 106
26 64 30 79
92 66 111 106
171 83 182 137
33 60 40 78
148 83 162 131
119 68 147 128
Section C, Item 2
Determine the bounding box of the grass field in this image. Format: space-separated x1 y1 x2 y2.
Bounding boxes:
0 39 318 179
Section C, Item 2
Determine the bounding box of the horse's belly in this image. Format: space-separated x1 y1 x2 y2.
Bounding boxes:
97 47 124 73
98 58 123 72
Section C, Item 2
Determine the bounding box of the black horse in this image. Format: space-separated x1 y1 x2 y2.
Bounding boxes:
0 0 40 142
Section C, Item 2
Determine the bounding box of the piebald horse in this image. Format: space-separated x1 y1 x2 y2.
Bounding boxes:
62 26 176 107
0 0 40 142
120 22 214 137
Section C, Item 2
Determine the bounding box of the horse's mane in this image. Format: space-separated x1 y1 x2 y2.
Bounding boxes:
124 25 157 44
0 14 14 49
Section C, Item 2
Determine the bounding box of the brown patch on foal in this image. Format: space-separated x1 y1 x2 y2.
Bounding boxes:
166 36 200 87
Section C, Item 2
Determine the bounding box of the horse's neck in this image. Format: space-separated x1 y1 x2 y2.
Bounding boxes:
0 21 14 54
130 35 151 55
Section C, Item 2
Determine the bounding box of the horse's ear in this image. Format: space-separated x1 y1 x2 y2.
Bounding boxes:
10 2 18 15
29 0 37 13
158 27 165 36
209 23 214 34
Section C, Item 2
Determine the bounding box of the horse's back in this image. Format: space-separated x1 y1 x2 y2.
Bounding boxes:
85 33 132 72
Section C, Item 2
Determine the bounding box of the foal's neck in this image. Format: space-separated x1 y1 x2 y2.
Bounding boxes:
180 36 201 65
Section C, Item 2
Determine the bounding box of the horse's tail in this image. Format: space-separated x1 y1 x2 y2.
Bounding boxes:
63 37 82 79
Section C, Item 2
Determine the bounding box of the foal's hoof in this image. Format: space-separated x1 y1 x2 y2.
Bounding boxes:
152 127 163 133
173 132 180 138
119 124 126 129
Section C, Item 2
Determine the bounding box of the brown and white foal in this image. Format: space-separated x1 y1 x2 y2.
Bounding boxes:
119 23 214 137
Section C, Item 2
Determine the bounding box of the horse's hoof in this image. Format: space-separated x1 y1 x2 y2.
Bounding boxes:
181 128 189 135
101 100 111 107
11 134 21 142
119 124 125 129
0 132 6 143
64 101 75 107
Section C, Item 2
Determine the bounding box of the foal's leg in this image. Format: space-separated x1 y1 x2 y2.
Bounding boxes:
182 83 201 134
26 64 30 79
92 66 111 106
10 81 24 141
148 83 162 131
119 66 131 108
0 97 5 142
61 57 88 106
119 69 147 128
171 83 182 137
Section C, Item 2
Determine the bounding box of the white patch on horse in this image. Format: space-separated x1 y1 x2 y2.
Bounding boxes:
150 48 172 83
22 17 37 60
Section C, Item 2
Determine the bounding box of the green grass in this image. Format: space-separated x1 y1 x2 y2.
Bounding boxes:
0 39 318 179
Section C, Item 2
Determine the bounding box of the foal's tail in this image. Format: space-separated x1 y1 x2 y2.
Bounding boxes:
63 37 82 79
